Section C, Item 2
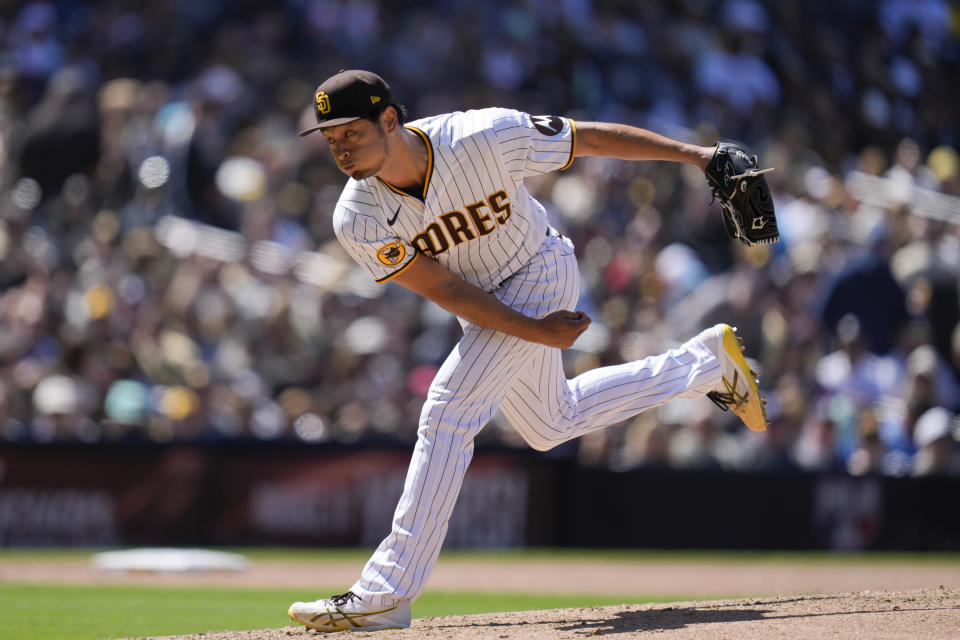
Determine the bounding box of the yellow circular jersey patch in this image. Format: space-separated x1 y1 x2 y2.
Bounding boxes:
376 241 406 267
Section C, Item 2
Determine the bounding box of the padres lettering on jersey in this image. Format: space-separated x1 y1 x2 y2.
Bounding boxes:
411 189 512 256
333 108 576 291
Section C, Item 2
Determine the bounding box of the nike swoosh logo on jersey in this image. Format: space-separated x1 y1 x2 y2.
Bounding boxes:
387 205 401 226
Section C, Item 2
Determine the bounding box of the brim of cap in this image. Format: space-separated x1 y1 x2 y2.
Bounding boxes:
297 116 362 137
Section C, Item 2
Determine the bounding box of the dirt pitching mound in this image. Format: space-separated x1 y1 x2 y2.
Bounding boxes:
125 588 960 640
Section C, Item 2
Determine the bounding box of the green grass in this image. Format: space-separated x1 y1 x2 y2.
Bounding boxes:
2 583 293 640
0 582 651 640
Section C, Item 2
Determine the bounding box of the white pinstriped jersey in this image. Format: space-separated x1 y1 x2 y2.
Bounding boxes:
332 108 576 292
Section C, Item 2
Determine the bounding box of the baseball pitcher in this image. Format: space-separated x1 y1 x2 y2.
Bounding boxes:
288 70 776 632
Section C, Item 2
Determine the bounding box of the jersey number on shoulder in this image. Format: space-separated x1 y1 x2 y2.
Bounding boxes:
412 190 512 256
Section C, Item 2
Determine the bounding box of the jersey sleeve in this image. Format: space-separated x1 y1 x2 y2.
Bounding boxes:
490 108 576 182
333 198 418 284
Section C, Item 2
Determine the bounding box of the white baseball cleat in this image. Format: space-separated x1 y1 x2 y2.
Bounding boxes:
288 591 411 632
700 323 768 431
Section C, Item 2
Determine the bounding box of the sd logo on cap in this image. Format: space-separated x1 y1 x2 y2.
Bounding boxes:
299 70 393 136
316 91 331 115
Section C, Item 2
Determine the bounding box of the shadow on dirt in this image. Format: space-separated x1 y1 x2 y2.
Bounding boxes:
427 601 774 636
553 595 949 636
428 596 831 636
555 602 772 635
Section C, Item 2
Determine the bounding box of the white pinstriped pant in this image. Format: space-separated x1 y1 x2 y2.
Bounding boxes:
352 231 723 607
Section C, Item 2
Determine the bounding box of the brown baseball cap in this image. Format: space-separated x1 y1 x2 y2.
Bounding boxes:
298 70 393 137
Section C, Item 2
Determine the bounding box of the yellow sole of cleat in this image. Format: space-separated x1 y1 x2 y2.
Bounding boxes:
722 325 767 431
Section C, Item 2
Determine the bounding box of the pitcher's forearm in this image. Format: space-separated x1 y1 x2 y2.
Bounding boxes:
391 255 588 348
575 121 713 169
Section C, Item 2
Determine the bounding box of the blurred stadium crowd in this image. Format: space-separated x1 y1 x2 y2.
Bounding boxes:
0 0 958 477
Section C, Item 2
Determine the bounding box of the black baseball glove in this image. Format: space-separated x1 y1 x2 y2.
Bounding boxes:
705 142 779 246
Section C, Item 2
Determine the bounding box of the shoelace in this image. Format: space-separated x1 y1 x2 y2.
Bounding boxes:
331 591 361 606
706 389 736 412
709 166 776 204
706 370 749 413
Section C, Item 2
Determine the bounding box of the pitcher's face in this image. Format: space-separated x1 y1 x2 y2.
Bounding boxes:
322 117 390 180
